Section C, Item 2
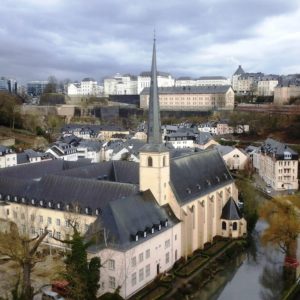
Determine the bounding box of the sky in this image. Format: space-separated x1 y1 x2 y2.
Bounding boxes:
0 0 300 83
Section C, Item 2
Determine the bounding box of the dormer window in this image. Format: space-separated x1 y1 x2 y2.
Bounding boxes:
165 220 168 227
7 195 10 201
196 184 201 190
66 204 70 211
14 196 18 202
21 197 26 203
31 198 35 205
57 203 61 209
151 227 155 234
144 231 147 238
158 224 161 231
48 201 52 208
135 234 139 241
95 208 101 215
39 200 43 206
0 194 2 200
85 207 89 214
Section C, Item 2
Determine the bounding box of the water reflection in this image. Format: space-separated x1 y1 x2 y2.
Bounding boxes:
190 221 285 300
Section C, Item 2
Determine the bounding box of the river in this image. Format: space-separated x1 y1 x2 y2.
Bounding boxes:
190 221 286 300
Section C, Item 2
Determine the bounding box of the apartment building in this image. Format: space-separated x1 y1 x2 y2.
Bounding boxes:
0 146 17 168
103 73 137 96
175 76 230 87
67 78 103 96
255 138 299 191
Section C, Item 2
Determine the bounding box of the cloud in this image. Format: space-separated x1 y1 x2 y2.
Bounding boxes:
0 0 299 83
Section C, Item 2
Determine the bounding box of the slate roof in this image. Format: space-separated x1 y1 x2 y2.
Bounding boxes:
139 71 171 77
55 161 139 185
198 76 227 80
170 149 233 205
0 159 92 180
195 132 213 145
233 65 245 76
215 145 235 156
82 77 96 82
88 190 180 251
221 197 242 220
140 85 232 95
261 138 298 160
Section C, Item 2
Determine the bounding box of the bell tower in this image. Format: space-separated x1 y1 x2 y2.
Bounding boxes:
139 36 170 206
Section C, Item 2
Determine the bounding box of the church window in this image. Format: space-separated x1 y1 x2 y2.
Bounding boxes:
233 222 237 231
163 156 166 166
222 221 227 230
148 156 153 167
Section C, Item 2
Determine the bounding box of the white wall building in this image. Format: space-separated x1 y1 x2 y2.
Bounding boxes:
103 73 138 96
46 143 78 161
0 146 17 168
215 145 248 170
175 76 230 87
257 77 279 96
67 78 103 96
137 71 175 94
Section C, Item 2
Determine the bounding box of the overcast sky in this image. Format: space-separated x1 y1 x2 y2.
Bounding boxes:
0 0 300 83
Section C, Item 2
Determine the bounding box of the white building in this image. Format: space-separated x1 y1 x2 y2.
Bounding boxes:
137 71 175 94
256 138 299 191
0 146 17 168
215 145 248 170
257 77 279 96
46 142 78 161
67 78 103 96
104 73 137 96
77 141 102 163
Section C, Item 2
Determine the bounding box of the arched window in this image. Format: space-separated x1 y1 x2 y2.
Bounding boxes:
148 156 153 167
233 222 237 231
163 156 166 167
222 221 227 230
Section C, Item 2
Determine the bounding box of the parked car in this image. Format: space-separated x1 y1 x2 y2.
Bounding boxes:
42 290 64 300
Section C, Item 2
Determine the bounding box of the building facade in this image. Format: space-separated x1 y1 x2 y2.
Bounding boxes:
103 73 137 96
67 78 103 96
175 76 230 87
140 86 235 111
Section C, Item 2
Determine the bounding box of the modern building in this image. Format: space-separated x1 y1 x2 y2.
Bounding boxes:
137 71 175 94
140 85 235 111
0 77 18 94
254 138 299 191
27 81 48 96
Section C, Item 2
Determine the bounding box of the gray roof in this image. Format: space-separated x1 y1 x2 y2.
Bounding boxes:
198 76 227 80
139 71 171 77
89 190 180 251
261 138 298 160
140 85 232 95
233 65 245 76
170 149 233 205
195 132 213 145
82 77 96 82
78 140 103 152
221 197 242 220
0 159 92 180
215 145 235 156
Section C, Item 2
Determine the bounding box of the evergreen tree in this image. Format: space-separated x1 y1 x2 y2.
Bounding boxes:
59 224 101 300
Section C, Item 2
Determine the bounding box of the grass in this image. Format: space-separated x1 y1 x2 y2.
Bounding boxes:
175 255 209 277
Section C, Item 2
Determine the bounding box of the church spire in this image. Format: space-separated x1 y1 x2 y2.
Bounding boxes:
147 36 162 144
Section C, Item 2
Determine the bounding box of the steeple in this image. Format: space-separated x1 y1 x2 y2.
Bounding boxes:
147 36 162 145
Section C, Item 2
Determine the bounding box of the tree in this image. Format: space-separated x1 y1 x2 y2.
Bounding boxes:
260 196 300 289
0 218 49 300
54 222 100 300
44 76 58 94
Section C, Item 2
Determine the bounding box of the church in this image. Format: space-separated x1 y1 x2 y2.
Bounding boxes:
0 39 246 299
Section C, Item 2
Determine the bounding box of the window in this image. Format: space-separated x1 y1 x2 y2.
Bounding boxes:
56 218 60 226
233 222 237 231
139 268 144 282
21 213 25 220
108 259 115 271
30 214 35 222
6 209 9 216
65 220 70 227
31 227 35 235
165 239 170 249
13 211 17 219
166 252 170 264
39 228 44 235
146 249 150 259
163 156 166 167
39 215 43 223
47 217 52 225
131 256 136 267
175 234 177 241
145 264 150 277
48 230 52 237
222 221 227 230
131 272 137 286
175 249 178 261
139 252 144 263
56 232 61 239
148 156 153 167
109 276 116 289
